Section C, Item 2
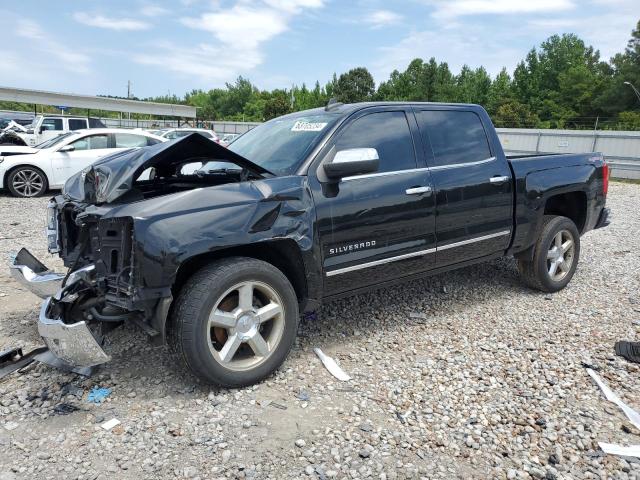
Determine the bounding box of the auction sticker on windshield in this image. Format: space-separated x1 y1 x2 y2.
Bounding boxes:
291 121 328 132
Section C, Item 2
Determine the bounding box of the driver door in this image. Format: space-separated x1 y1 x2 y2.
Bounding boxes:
34 118 64 146
50 133 111 185
309 107 437 296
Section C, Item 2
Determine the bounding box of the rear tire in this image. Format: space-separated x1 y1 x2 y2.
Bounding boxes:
518 215 580 293
171 257 299 387
7 166 48 198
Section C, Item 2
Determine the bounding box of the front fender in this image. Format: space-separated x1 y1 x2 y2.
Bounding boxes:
110 176 320 300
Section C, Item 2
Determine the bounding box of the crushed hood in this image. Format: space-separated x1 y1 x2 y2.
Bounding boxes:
63 133 273 204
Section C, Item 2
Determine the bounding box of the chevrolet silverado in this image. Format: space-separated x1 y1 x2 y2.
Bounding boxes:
10 102 610 387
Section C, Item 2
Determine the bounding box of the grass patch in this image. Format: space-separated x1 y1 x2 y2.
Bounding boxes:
611 178 640 185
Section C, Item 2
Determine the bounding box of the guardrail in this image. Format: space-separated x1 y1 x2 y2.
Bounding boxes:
496 128 640 180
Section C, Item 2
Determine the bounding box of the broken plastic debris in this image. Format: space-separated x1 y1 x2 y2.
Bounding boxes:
3 421 19 431
313 348 351 381
586 368 640 431
87 386 112 404
101 418 121 431
599 442 640 458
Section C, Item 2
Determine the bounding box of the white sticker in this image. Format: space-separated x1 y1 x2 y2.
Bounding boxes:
291 121 328 132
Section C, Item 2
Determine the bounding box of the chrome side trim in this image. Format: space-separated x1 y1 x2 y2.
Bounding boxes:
428 156 496 172
342 167 430 182
434 230 511 252
325 247 436 276
325 230 511 276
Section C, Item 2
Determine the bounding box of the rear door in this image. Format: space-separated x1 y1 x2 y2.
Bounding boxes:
415 107 513 267
50 133 111 185
309 107 437 295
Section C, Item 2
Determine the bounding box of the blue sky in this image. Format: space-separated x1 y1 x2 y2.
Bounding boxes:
2 0 637 98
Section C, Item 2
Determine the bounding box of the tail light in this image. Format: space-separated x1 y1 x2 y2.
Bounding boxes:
602 162 609 197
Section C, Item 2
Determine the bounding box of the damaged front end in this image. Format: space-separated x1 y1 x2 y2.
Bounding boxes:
11 250 111 367
8 133 316 371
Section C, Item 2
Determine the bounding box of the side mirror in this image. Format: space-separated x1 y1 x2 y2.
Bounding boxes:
58 145 75 153
323 148 380 180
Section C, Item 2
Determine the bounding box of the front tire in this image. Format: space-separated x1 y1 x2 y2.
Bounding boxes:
518 215 580 293
171 257 299 387
7 166 48 197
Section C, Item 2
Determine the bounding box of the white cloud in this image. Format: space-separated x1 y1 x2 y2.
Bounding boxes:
136 0 324 83
139 3 170 17
372 27 523 82
180 6 289 49
73 12 151 31
426 0 575 19
16 19 91 74
364 10 403 28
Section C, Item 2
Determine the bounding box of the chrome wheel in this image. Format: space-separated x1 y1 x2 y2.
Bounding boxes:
546 229 575 282
12 169 44 197
207 281 285 371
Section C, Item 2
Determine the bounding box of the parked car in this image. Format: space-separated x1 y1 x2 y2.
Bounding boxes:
11 103 610 388
219 133 241 146
5 115 107 147
0 129 165 197
155 127 219 142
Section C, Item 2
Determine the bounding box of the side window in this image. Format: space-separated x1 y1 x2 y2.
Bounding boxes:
164 131 177 139
114 133 148 148
335 111 417 173
68 119 87 130
41 118 63 131
417 110 491 167
147 137 161 146
70 134 109 151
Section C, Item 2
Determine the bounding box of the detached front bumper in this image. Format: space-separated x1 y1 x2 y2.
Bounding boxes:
38 298 110 367
10 248 110 368
9 248 64 299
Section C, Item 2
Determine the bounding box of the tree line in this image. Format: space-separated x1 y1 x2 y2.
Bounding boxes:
2 21 639 130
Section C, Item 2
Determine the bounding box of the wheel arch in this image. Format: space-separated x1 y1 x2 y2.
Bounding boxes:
543 191 588 233
172 239 309 309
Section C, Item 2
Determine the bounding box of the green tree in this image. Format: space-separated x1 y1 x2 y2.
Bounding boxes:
334 67 375 103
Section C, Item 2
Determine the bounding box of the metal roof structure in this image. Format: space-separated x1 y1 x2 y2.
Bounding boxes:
0 86 196 118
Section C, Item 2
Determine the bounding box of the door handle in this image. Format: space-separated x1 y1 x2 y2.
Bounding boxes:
405 186 432 195
489 175 510 185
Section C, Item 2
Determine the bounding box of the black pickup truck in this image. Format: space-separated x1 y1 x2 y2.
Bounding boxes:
11 102 610 387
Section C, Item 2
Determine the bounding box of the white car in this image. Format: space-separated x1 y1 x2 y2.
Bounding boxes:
155 128 219 142
0 129 165 197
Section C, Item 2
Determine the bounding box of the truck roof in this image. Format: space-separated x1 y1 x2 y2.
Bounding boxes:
280 101 484 119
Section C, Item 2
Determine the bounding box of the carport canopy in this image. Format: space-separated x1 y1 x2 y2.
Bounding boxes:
0 86 196 118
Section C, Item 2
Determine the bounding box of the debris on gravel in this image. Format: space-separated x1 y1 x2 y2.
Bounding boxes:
1 183 639 479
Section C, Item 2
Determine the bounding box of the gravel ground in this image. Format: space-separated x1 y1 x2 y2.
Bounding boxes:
0 183 639 480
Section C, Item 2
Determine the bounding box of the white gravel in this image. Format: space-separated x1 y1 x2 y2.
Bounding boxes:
0 183 639 480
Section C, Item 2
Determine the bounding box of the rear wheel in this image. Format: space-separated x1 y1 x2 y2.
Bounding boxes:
7 166 48 197
518 215 580 292
171 257 299 387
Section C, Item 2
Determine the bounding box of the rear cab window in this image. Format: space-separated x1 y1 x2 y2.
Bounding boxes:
334 111 417 174
68 119 88 130
416 110 491 167
41 118 63 131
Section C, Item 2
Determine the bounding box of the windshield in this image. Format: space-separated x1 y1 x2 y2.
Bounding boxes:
35 132 77 149
228 112 341 175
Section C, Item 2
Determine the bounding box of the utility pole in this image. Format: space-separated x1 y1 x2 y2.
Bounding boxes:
624 81 640 104
126 81 132 123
